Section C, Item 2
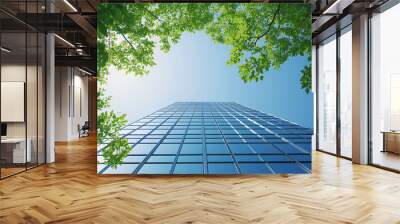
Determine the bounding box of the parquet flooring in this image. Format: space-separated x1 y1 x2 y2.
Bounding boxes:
1 136 400 223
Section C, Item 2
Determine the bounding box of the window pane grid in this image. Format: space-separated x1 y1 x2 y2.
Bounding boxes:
99 102 312 174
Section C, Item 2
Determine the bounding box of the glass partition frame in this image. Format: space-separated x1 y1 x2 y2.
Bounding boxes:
369 2 400 172
0 1 47 179
315 24 353 160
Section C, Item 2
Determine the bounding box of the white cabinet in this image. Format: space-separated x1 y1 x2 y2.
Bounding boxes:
1 138 32 163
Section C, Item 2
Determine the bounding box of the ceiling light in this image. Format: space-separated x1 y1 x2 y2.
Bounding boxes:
76 48 85 55
78 67 92 76
1 47 11 53
54 34 75 48
63 0 78 12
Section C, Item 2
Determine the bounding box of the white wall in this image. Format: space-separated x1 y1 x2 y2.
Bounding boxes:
55 67 89 141
55 66 69 141
71 72 89 138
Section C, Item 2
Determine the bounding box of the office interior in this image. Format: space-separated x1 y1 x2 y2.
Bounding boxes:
0 0 97 179
313 0 400 172
0 0 398 176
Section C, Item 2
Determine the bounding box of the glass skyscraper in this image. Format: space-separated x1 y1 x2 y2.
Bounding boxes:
98 102 312 174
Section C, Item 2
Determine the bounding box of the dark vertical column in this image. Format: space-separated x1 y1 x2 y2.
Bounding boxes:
367 11 372 165
44 0 47 164
336 28 341 157
88 77 97 133
36 0 39 167
25 0 28 171
315 45 320 151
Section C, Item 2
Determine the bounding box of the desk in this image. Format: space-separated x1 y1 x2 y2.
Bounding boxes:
1 138 31 163
382 131 400 154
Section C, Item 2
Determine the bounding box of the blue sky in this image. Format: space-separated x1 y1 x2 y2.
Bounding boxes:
106 31 313 128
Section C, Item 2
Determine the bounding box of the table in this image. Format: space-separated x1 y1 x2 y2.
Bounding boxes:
382 131 400 154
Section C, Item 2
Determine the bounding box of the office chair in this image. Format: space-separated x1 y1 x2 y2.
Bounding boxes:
79 121 90 138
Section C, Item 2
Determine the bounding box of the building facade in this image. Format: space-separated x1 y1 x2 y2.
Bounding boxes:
98 102 312 174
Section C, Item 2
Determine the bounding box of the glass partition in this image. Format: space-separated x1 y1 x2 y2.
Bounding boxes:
317 35 337 154
370 3 400 171
0 1 46 179
339 26 352 158
27 31 38 169
1 30 28 177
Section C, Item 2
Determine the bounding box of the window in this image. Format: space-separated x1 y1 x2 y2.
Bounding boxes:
173 164 203 174
370 3 400 171
99 102 312 174
339 26 353 158
318 35 337 154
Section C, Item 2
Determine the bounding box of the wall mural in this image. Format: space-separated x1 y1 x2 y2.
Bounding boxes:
97 3 313 175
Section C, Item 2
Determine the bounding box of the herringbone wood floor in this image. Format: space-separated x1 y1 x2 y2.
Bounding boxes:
1 136 400 224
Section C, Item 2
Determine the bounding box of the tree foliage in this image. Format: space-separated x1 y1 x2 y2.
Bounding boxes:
206 4 311 86
97 88 130 168
98 3 311 85
97 3 312 167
